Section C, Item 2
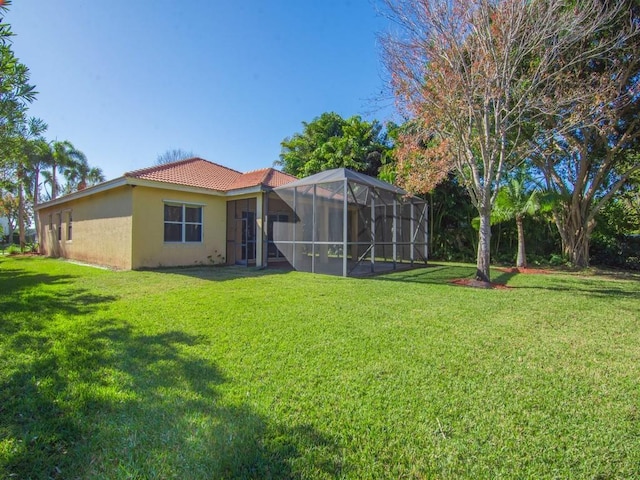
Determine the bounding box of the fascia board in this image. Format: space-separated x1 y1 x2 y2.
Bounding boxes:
126 178 226 196
35 177 129 210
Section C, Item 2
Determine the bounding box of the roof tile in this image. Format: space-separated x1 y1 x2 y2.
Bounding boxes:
226 168 298 191
125 158 297 192
125 157 243 191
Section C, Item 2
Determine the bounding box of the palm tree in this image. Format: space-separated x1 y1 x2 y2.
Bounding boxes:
12 117 47 250
40 169 60 201
492 174 545 268
63 156 105 193
85 166 105 188
25 137 53 210
24 137 53 244
50 140 86 199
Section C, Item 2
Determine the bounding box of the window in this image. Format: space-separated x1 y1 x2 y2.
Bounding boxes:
56 213 62 241
164 203 202 242
67 211 72 241
48 214 53 231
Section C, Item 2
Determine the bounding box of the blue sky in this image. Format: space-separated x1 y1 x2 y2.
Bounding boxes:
9 0 396 181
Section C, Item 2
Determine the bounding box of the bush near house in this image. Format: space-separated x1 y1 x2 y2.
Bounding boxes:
1 257 639 478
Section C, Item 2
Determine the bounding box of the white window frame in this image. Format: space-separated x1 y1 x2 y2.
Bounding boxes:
163 202 203 243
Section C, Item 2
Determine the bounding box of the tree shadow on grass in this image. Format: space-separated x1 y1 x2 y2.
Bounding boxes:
1 321 342 478
151 265 293 283
371 263 478 286
374 263 640 298
0 260 342 477
489 267 639 298
0 266 118 339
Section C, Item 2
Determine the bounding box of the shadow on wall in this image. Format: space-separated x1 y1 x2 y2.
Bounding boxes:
0 264 342 478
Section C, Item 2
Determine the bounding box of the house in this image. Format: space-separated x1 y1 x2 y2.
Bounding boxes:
36 159 428 275
36 158 297 270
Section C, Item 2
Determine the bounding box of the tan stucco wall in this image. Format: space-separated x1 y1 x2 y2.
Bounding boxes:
130 186 228 269
37 186 134 269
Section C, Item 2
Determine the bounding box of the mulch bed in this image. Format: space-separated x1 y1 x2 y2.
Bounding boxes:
450 278 511 289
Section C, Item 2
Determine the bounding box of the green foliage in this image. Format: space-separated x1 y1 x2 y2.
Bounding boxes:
0 1 37 160
428 174 477 261
277 112 391 178
492 176 541 224
590 234 640 271
1 257 639 478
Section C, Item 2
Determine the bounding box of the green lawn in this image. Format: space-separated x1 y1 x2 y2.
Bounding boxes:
1 256 639 479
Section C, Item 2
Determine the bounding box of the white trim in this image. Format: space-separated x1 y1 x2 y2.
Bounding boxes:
163 199 207 207
225 185 264 196
36 177 129 210
163 202 203 243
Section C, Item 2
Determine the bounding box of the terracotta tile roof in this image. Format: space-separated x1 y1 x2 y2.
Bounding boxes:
262 169 299 188
124 158 297 193
125 157 243 191
227 168 298 191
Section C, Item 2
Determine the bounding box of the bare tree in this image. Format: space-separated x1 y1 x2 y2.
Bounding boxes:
156 148 196 165
381 0 635 281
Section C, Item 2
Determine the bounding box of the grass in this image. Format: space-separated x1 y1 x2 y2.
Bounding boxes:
0 257 639 479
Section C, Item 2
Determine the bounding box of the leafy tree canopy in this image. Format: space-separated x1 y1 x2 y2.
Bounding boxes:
382 0 636 279
0 1 36 159
276 112 392 178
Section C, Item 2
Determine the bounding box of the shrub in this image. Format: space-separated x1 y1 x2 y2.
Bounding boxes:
590 233 640 270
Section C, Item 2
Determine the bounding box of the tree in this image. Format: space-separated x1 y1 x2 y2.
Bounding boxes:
276 112 391 178
49 140 86 199
529 1 640 267
0 1 37 158
381 0 634 281
24 136 52 210
0 189 18 241
0 117 47 250
491 173 545 268
63 155 105 193
156 148 196 165
429 173 477 262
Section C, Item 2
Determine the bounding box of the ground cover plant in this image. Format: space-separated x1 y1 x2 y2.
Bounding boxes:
1 257 639 479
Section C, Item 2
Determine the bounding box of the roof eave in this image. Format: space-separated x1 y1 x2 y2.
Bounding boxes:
225 185 265 196
35 177 130 210
126 177 227 196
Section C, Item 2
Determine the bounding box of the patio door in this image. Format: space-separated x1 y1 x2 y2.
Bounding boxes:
226 198 257 265
241 211 256 263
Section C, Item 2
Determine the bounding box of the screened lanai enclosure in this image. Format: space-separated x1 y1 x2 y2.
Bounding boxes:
268 168 428 277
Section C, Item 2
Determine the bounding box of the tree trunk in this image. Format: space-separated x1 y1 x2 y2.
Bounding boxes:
555 206 593 268
18 168 25 252
476 210 492 282
52 165 57 200
515 215 527 268
33 168 40 249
